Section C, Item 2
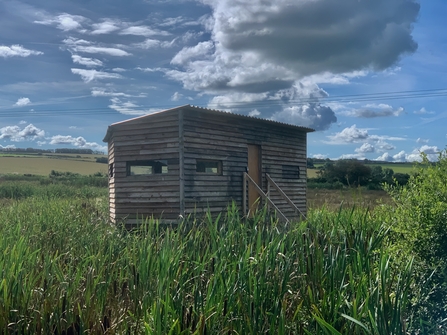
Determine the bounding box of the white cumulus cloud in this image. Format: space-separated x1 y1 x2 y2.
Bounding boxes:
14 97 31 106
35 13 88 32
71 69 123 83
50 135 106 152
63 38 131 56
0 45 43 58
355 143 375 154
120 26 170 37
91 19 121 35
327 125 369 144
71 55 103 67
0 124 45 142
108 98 160 115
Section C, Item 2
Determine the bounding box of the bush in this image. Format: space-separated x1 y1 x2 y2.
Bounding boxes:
384 149 447 328
321 159 372 186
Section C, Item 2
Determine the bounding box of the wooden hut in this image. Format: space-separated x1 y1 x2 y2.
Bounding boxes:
103 105 314 226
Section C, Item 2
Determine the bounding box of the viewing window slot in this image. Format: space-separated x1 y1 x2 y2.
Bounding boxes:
196 160 222 174
108 163 114 178
282 165 300 179
127 160 168 176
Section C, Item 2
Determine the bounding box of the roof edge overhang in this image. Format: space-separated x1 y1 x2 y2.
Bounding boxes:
102 105 189 142
103 104 315 142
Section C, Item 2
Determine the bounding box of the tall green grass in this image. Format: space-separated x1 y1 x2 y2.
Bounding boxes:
0 196 416 334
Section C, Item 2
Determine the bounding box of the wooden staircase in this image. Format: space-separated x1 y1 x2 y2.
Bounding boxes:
243 173 306 223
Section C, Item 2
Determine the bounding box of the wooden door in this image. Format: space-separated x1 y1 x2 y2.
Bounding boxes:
247 144 261 214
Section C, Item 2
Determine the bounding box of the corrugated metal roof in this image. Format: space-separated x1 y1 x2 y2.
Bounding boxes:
103 104 314 142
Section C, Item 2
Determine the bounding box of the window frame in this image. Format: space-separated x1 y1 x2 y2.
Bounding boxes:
108 162 114 178
282 165 300 179
126 160 169 176
196 159 223 175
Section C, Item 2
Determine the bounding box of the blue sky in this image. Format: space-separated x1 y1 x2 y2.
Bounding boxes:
0 0 446 161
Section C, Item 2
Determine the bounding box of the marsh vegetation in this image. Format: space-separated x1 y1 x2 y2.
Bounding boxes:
0 150 446 334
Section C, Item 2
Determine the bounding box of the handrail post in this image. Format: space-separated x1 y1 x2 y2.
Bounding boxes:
243 172 247 216
243 172 289 223
266 173 306 220
267 177 271 212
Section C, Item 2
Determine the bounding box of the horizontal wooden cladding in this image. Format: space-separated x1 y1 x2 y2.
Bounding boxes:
183 128 245 139
110 177 179 188
184 184 235 191
113 167 179 177
184 148 247 159
183 125 245 138
263 159 306 168
109 151 179 164
111 115 179 131
112 195 180 203
183 114 308 139
183 119 242 134
182 189 239 198
262 146 306 157
110 191 179 199
183 158 246 167
113 138 179 149
111 183 180 193
185 206 231 214
184 135 247 149
184 180 242 189
185 200 239 208
113 146 179 158
110 129 178 141
111 207 180 215
112 151 177 163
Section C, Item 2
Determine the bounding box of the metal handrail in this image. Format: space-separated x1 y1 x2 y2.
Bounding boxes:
243 172 289 223
266 173 306 220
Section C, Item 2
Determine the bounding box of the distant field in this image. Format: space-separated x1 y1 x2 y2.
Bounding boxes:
307 188 392 210
307 169 319 178
0 155 107 175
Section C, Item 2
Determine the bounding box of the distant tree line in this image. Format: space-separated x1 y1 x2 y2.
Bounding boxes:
307 157 424 167
308 159 411 189
0 147 104 155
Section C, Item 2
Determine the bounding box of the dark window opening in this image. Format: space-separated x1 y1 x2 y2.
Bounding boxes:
196 160 222 174
282 165 300 179
127 160 168 176
108 163 114 178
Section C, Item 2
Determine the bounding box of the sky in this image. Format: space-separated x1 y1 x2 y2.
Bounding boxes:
0 0 446 161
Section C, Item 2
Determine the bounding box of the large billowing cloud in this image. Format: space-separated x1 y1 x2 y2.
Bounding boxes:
167 0 419 130
203 0 419 75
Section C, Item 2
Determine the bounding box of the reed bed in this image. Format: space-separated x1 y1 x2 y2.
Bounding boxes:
0 196 415 334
